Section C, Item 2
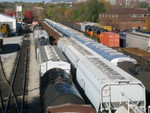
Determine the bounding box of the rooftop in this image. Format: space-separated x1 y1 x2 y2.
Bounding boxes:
101 8 150 14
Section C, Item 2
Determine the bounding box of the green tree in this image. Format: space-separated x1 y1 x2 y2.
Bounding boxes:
0 4 5 13
86 0 105 22
137 2 149 8
70 0 105 22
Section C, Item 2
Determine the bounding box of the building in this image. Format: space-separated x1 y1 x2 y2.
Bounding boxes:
115 0 138 6
51 0 77 2
77 0 87 2
99 8 150 31
0 13 17 32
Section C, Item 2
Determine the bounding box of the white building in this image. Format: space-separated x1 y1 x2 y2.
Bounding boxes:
0 13 17 32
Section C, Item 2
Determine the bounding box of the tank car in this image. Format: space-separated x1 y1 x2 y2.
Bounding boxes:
40 68 96 113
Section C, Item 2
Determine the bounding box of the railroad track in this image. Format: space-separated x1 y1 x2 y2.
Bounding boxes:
0 36 29 113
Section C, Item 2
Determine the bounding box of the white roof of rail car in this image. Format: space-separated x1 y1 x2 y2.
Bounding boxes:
39 45 68 63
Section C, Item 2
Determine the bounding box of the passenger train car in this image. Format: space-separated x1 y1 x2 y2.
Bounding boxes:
44 19 146 113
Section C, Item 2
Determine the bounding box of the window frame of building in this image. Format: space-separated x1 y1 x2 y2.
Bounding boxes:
109 14 111 18
115 14 118 18
131 14 137 18
106 14 107 18
112 14 115 18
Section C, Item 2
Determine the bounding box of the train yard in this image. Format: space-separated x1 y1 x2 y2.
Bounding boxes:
0 36 29 113
0 19 150 113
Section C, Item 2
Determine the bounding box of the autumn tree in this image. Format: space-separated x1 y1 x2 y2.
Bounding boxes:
145 17 150 31
23 10 33 18
5 10 16 17
32 7 45 21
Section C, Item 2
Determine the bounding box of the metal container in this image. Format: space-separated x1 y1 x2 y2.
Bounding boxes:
77 56 146 112
100 32 120 47
38 45 70 76
126 32 150 51
40 68 89 113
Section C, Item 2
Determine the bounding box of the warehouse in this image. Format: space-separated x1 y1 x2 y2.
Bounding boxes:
0 13 17 33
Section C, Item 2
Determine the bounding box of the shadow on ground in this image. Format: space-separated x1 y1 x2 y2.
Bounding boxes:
1 44 20 54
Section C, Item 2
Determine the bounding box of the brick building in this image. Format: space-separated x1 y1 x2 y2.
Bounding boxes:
99 8 150 31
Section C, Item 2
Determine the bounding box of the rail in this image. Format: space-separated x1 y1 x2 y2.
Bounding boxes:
0 37 29 113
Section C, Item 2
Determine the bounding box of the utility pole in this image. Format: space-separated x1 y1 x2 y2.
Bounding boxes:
16 5 23 23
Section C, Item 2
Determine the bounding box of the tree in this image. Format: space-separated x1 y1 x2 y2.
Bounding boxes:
0 4 5 13
70 0 106 22
137 2 149 8
5 11 16 17
145 17 150 31
24 10 33 18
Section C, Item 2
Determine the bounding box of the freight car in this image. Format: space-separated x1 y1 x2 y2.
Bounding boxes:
60 22 116 45
38 44 96 113
44 19 138 74
37 45 70 76
33 29 49 48
126 32 150 52
44 19 147 113
57 37 146 113
40 68 96 113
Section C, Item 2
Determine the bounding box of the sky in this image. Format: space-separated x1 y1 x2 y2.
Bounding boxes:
0 0 149 3
0 0 52 3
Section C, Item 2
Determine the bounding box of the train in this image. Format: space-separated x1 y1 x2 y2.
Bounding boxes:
40 68 96 113
57 37 146 113
60 21 119 47
43 19 146 113
44 19 139 74
35 33 96 113
126 32 150 52
33 28 49 49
